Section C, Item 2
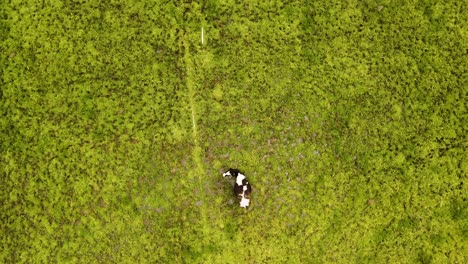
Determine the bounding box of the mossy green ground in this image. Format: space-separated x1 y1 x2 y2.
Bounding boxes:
1 0 467 263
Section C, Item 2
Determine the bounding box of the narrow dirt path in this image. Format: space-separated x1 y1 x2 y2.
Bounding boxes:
182 27 210 239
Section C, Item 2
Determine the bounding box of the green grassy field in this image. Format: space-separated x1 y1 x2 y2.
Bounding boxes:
1 0 467 263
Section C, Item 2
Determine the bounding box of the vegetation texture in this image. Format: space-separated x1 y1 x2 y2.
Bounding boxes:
1 0 467 263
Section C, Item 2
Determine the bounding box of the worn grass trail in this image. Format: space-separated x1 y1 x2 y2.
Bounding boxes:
182 25 210 245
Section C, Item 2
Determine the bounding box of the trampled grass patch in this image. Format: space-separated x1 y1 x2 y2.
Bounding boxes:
1 0 467 263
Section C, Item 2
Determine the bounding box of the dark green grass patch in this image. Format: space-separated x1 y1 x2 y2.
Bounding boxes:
2 0 467 263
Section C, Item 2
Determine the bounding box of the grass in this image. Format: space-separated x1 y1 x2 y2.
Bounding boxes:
1 0 467 263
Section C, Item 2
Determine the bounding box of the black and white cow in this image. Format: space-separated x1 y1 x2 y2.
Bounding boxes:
223 168 252 208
